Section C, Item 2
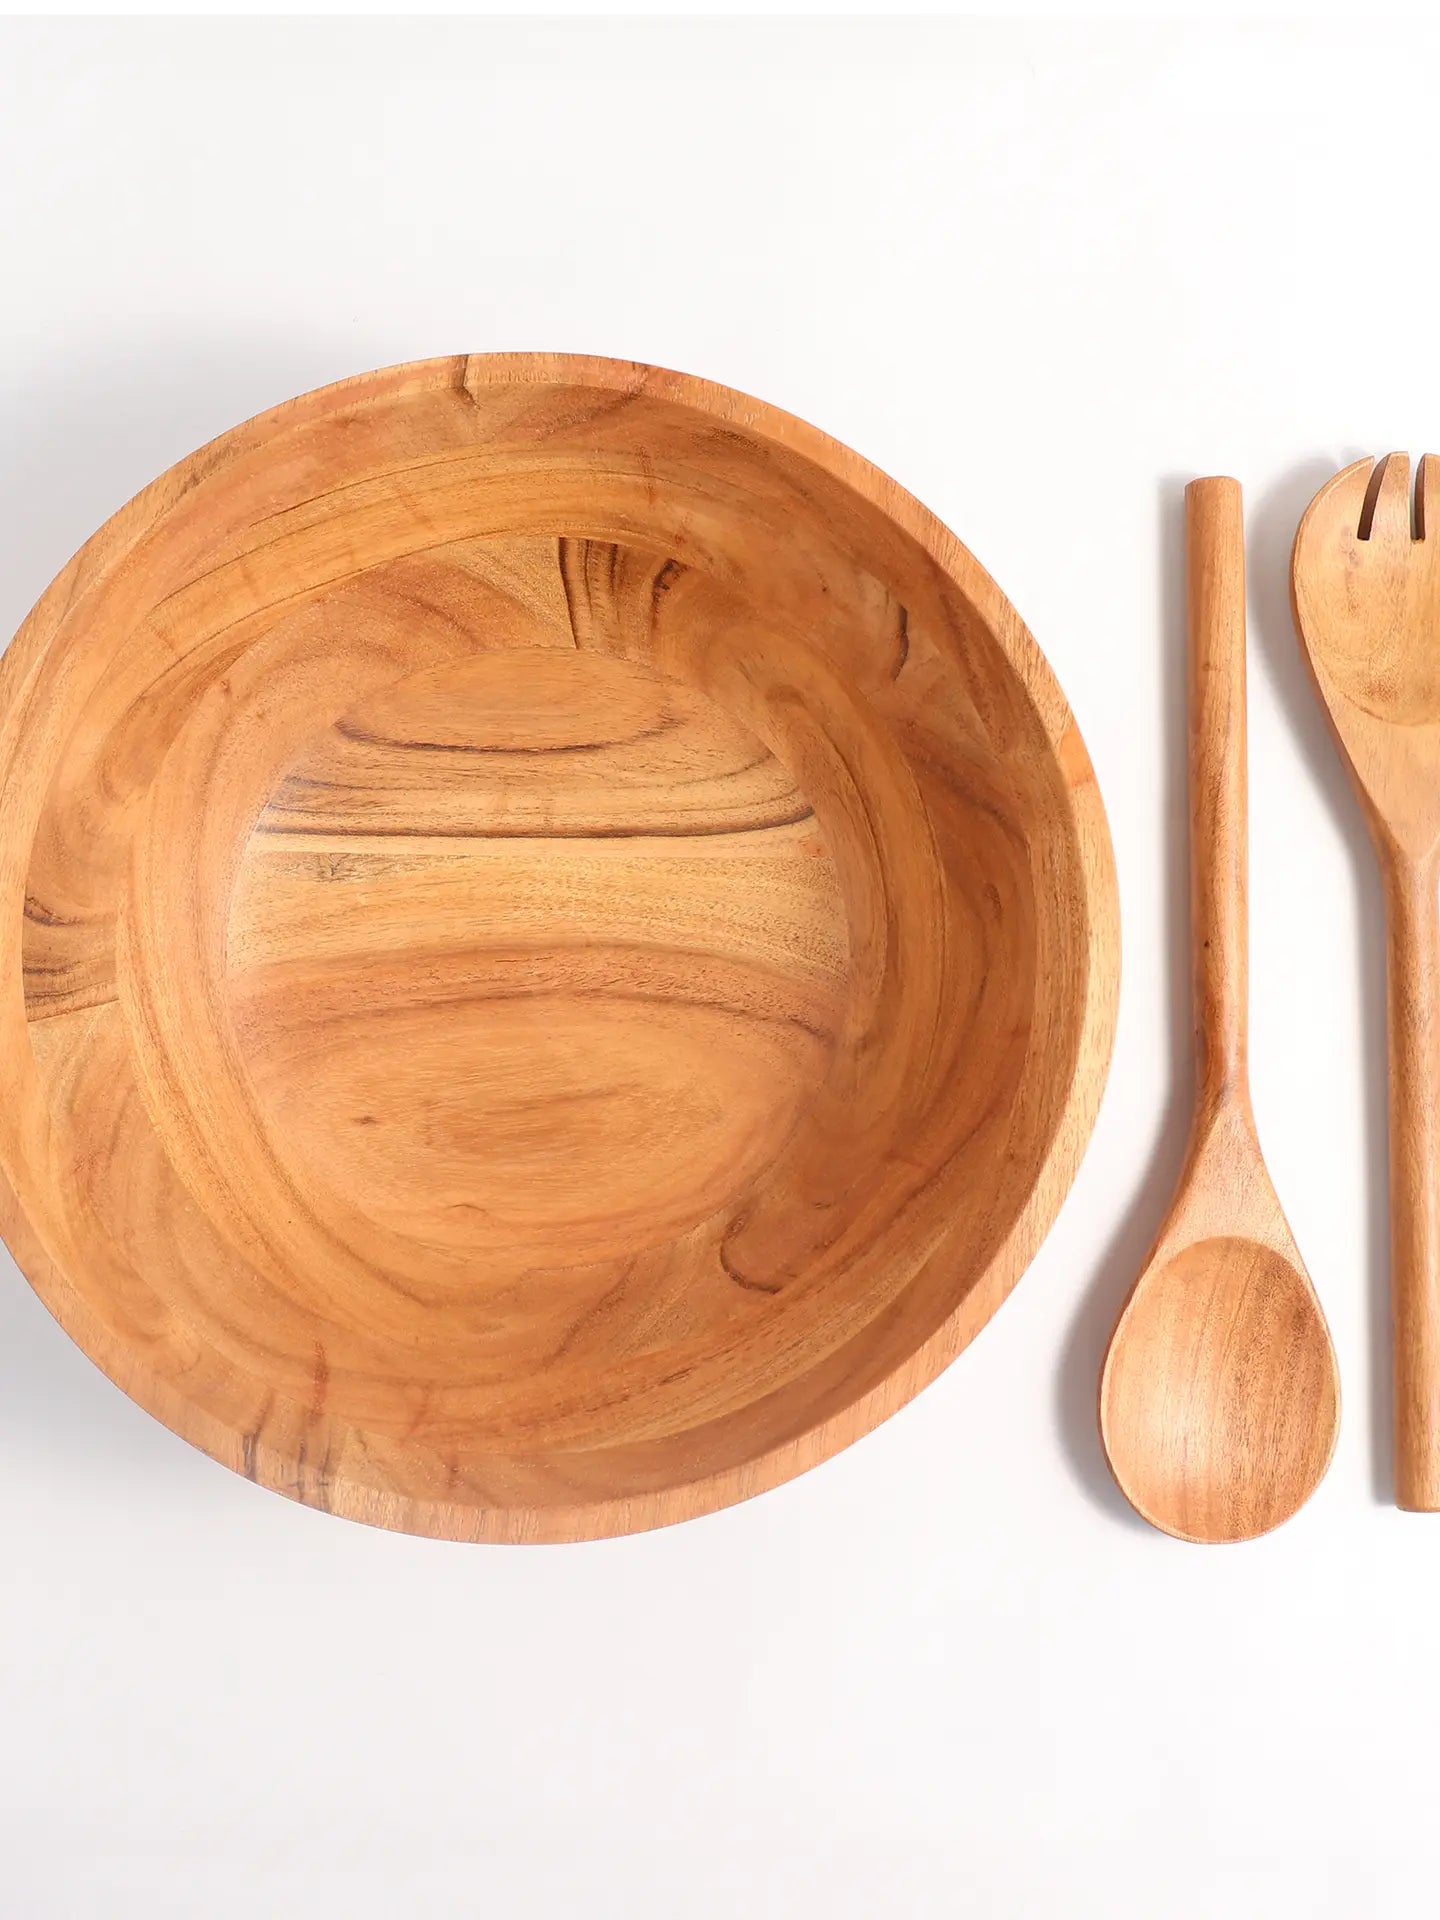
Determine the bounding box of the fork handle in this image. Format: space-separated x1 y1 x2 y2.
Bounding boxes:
1383 846 1440 1509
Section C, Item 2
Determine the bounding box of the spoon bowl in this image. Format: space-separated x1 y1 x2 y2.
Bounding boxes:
1103 1212 1339 1542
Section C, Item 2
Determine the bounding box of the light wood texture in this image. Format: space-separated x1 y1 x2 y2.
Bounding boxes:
0 354 1118 1542
1101 478 1338 1544
1293 453 1440 1510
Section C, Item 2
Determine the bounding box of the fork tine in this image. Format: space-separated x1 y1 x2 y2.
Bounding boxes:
1418 454 1439 540
1362 452 1412 542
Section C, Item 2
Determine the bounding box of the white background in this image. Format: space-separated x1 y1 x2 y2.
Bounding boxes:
2 17 1438 1916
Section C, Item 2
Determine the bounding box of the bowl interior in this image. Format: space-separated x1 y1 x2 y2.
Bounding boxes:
3 358 1112 1538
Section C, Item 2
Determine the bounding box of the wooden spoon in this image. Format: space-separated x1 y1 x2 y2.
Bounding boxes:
1100 477 1340 1543
1293 452 1440 1510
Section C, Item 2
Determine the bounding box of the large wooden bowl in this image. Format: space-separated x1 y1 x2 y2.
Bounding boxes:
0 356 1117 1541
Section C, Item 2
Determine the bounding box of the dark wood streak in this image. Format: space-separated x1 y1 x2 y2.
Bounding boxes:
892 604 910 680
23 895 81 929
557 536 587 649
651 557 687 613
251 801 818 840
331 710 686 758
718 1245 784 1295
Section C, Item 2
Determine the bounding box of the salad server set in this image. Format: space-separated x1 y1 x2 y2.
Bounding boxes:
1107 458 1440 1539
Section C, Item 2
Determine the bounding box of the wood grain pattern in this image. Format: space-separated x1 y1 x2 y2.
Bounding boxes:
1293 453 1440 1510
0 355 1118 1540
1101 478 1338 1544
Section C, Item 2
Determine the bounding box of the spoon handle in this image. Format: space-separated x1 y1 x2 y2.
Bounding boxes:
1186 478 1248 1113
1382 848 1440 1509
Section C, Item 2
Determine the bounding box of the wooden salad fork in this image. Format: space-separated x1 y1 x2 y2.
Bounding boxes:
1293 453 1440 1509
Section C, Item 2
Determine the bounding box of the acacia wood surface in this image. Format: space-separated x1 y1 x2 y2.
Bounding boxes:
1293 453 1440 1510
0 355 1118 1541
1100 478 1339 1544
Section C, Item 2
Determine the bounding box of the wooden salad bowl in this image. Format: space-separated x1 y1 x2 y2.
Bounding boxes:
0 355 1118 1541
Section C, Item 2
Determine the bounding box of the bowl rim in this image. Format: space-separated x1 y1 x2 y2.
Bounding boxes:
0 351 1120 1542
